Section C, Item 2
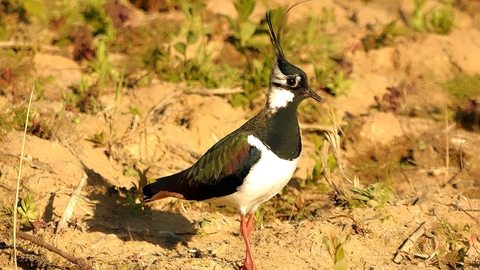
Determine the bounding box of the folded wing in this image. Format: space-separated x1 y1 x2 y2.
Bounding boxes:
143 132 261 202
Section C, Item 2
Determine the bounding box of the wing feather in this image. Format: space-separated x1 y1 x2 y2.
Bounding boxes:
189 132 252 184
144 132 261 201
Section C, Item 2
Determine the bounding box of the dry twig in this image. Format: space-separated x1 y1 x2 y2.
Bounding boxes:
393 221 431 263
17 231 92 269
56 172 88 234
183 87 244 96
299 123 334 132
441 139 464 188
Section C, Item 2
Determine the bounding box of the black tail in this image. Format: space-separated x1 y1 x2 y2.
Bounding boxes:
143 169 244 202
142 172 191 201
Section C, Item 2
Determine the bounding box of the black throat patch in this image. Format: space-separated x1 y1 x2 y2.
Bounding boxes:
253 104 301 160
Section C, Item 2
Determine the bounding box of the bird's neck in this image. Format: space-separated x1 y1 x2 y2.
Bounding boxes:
254 102 301 160
266 85 294 113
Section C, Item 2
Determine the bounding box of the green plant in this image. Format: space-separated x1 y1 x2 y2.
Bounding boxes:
224 0 273 107
0 104 52 140
117 264 135 270
165 0 220 88
226 0 257 57
441 73 480 100
125 167 151 212
135 167 150 189
227 5 339 108
424 219 473 268
297 99 330 126
87 131 106 147
323 234 348 270
89 37 118 98
5 193 38 225
281 11 340 101
194 215 213 228
0 107 21 137
312 62 331 89
350 182 395 207
62 75 101 113
306 7 336 37
254 183 319 225
289 8 336 60
429 2 454 34
33 76 54 101
113 18 178 86
110 167 151 213
21 0 49 24
362 21 404 51
311 55 352 97
412 0 428 32
231 59 270 108
325 71 352 96
437 248 467 269
82 0 116 39
0 49 34 97
254 186 300 225
280 9 339 99
306 133 328 188
17 193 37 223
0 7 18 41
129 107 142 117
306 155 323 187
44 0 119 102
107 66 125 139
411 0 454 34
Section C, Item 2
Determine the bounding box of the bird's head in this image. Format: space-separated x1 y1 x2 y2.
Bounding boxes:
266 2 323 112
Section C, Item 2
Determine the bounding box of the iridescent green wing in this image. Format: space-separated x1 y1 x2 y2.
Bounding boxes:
185 131 259 186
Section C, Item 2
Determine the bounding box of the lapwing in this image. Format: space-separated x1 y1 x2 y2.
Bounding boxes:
143 3 323 270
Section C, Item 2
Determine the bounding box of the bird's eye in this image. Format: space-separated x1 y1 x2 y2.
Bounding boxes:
286 77 297 87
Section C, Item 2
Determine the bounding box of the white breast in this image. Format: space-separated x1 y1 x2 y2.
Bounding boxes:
207 135 299 214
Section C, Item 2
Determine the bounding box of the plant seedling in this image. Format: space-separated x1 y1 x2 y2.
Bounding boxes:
5 193 38 225
324 234 349 270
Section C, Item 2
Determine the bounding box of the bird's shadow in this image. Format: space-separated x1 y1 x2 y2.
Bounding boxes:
81 165 196 250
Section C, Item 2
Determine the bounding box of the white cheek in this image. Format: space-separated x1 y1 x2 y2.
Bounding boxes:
268 86 294 111
273 67 287 80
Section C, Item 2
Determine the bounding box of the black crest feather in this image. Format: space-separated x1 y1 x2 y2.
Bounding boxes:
266 1 311 59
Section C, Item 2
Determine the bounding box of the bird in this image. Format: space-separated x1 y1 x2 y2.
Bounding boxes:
143 3 323 270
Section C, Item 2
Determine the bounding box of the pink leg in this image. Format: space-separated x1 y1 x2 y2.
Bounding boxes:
240 213 257 270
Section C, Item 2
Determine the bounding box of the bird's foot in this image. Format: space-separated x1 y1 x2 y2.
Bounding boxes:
240 259 257 270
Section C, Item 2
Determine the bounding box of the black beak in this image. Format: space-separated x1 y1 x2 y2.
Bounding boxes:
304 88 324 102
